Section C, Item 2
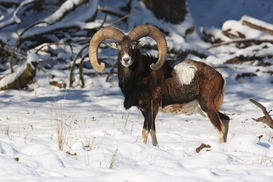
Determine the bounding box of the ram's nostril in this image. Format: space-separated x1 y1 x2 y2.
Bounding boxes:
123 58 130 63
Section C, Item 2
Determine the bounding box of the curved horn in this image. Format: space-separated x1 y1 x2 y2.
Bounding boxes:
89 27 124 72
128 25 167 70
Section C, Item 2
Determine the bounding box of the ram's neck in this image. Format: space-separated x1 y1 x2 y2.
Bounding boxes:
117 51 144 109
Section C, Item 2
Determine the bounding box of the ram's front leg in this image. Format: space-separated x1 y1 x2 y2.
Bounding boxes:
141 107 159 147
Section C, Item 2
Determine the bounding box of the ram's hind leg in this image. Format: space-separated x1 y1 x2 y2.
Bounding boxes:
219 112 230 142
142 126 159 146
150 127 158 147
142 128 158 146
203 110 227 143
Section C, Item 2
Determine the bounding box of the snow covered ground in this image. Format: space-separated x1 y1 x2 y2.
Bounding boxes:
0 0 273 181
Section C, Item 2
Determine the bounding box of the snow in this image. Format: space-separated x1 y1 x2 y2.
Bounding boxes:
0 0 273 181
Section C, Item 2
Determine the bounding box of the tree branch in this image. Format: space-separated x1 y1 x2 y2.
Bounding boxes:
70 44 89 88
249 98 273 129
10 21 47 73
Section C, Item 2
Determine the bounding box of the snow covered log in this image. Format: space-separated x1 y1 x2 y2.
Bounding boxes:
207 39 273 49
0 53 38 90
222 16 273 40
18 0 98 48
41 0 89 25
241 16 273 36
201 27 231 44
222 42 273 65
222 20 246 39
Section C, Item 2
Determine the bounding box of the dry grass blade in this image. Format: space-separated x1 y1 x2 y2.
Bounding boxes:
109 148 119 169
51 99 76 152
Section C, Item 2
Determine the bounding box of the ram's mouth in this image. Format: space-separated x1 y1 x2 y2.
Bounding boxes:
121 54 134 67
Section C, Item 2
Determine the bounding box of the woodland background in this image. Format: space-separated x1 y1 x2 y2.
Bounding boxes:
0 0 273 181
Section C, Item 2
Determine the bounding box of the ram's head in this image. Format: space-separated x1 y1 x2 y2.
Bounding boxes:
89 25 167 72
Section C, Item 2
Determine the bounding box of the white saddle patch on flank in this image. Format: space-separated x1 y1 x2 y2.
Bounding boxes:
172 61 197 85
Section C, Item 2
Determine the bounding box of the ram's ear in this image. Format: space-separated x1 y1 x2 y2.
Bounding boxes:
105 42 119 49
136 41 147 48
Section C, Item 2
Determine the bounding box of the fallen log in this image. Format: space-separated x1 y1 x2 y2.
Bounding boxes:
222 18 273 40
41 0 89 25
0 61 38 90
207 39 273 49
201 27 228 44
241 16 273 36
224 55 271 65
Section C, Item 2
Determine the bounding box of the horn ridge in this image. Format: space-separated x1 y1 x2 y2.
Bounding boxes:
128 25 167 70
89 27 124 72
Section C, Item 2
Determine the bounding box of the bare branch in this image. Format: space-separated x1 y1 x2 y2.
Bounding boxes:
13 29 30 53
98 8 127 17
98 15 107 30
10 21 48 73
79 53 89 88
0 46 26 60
70 44 89 88
249 98 273 129
106 61 118 82
107 14 136 28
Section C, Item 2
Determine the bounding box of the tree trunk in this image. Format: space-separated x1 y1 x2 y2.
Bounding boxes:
141 0 187 24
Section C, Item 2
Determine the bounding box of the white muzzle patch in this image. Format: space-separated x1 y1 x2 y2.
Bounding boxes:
121 53 133 67
172 61 197 85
